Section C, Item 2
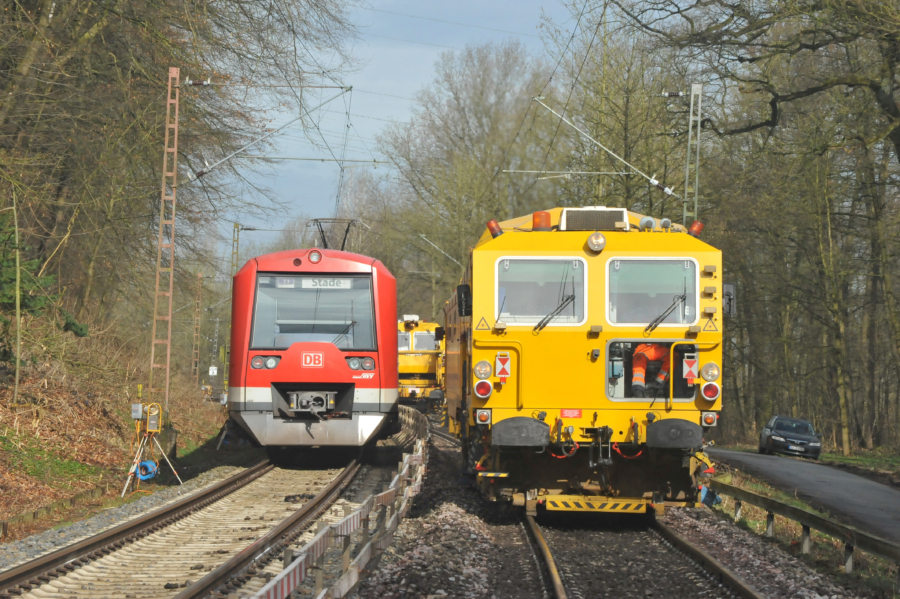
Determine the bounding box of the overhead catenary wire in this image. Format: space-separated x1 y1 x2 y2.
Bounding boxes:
532 97 679 198
187 88 351 183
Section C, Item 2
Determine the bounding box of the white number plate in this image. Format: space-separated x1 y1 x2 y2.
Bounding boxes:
788 445 804 451
301 278 353 289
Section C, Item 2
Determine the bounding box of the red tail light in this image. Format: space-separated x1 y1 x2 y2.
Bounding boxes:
487 220 504 238
688 221 704 238
533 211 552 232
474 380 493 398
701 382 720 400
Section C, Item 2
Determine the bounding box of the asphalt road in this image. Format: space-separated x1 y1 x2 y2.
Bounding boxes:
708 448 900 544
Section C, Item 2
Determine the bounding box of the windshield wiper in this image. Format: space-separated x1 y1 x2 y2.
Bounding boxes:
533 295 575 333
332 321 356 346
644 294 686 334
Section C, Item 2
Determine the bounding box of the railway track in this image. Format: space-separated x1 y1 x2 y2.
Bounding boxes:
524 511 764 599
428 418 761 599
0 459 361 599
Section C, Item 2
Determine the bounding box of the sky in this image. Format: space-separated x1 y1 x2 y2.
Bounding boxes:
225 0 575 248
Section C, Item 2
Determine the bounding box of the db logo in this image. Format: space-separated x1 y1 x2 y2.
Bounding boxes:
301 352 324 368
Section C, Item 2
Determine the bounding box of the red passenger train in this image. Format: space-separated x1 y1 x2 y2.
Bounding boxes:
227 248 398 447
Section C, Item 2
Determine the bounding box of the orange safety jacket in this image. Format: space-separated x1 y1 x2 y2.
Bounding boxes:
632 343 670 387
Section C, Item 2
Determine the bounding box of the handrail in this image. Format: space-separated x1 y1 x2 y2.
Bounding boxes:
473 337 523 409
710 479 900 568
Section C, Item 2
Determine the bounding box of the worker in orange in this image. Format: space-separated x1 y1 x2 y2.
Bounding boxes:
631 343 669 398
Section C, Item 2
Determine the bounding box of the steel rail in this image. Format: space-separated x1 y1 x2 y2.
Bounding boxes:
652 519 764 599
524 515 567 599
176 459 362 598
0 459 274 597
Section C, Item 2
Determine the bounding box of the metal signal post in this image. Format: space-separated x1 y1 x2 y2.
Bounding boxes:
682 84 703 226
147 67 180 411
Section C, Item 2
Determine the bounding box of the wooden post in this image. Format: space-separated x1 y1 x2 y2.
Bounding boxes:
733 499 742 522
766 512 775 537
282 548 294 570
800 525 811 554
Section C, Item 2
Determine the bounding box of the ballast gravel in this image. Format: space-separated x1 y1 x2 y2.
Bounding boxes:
664 508 868 599
0 464 246 572
352 423 545 599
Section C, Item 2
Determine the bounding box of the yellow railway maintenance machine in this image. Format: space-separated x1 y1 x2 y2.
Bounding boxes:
398 316 445 408
444 207 733 516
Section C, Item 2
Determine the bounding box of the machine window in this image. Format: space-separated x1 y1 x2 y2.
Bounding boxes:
606 341 697 401
496 258 586 325
607 259 697 325
398 331 411 351
251 274 376 350
413 331 437 351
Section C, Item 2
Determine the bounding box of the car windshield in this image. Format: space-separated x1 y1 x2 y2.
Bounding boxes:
251 274 375 350
496 259 585 325
414 331 437 351
608 259 697 325
398 331 411 351
774 419 815 435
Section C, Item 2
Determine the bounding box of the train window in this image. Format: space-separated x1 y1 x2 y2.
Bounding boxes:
606 341 697 401
495 258 586 326
251 274 376 350
607 259 698 326
413 332 438 351
398 332 411 351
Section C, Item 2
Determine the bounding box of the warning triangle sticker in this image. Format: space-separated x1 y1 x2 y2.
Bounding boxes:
703 318 718 332
475 317 491 331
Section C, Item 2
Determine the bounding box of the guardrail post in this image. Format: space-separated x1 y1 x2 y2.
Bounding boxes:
801 525 811 554
733 499 742 522
766 512 775 538
282 547 294 570
342 505 352 572
361 508 370 546
315 521 328 594
844 544 854 574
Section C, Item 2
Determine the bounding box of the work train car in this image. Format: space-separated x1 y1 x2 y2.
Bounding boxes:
227 248 399 447
444 206 726 515
397 317 445 405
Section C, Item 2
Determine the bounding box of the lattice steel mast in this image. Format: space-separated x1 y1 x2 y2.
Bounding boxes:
148 67 180 411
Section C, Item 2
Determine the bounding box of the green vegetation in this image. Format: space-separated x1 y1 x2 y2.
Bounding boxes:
820 451 900 475
0 434 103 492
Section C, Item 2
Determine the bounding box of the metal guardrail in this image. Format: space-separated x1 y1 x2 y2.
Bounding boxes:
710 479 900 579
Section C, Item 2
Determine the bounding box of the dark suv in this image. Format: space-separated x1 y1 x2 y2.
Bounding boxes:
758 416 823 459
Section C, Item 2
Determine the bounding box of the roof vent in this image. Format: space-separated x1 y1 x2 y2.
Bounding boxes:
560 207 629 231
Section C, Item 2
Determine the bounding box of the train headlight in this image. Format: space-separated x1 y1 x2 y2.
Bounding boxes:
473 360 492 380
251 356 264 369
701 362 720 382
587 232 606 252
265 357 279 369
308 250 322 263
361 357 375 370
348 357 361 370
474 380 493 398
701 382 720 400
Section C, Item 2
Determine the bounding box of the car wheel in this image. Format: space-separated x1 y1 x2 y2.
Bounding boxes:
765 440 774 455
758 444 765 454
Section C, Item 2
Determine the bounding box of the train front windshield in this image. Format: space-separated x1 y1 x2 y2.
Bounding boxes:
251 274 376 350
